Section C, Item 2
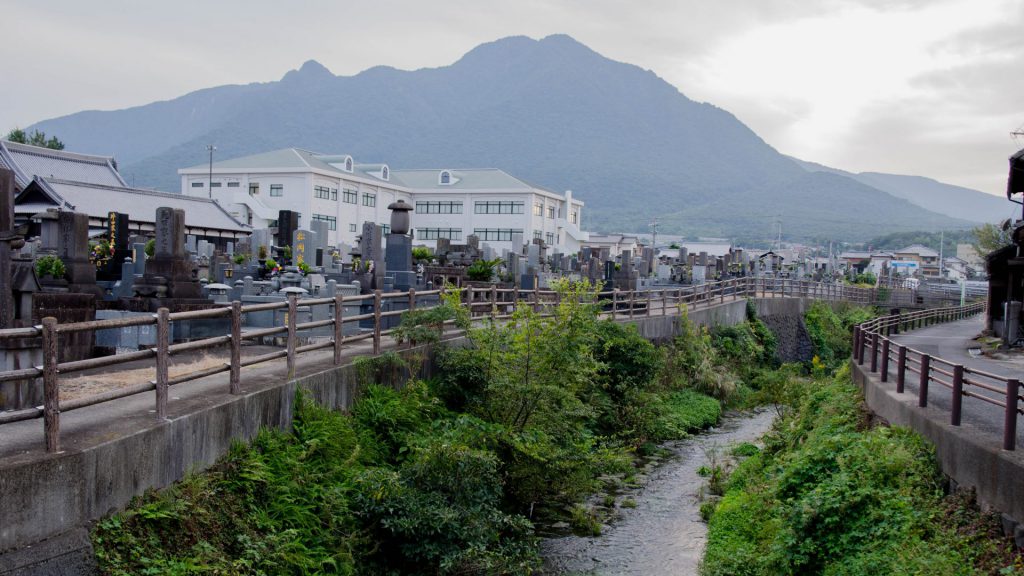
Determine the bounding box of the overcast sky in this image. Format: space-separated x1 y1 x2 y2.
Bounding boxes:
3 0 1022 196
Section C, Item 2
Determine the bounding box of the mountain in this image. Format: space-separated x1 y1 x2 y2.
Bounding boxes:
790 157 1012 224
28 34 977 242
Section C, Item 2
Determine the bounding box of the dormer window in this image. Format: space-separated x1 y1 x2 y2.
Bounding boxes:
440 170 451 185
345 157 353 172
382 166 389 181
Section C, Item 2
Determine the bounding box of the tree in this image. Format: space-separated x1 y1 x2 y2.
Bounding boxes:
5 128 64 150
971 222 1013 257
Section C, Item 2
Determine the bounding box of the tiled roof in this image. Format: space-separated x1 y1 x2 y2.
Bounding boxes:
0 140 126 190
20 177 248 234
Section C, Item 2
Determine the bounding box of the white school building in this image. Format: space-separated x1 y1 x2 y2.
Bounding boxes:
179 148 588 253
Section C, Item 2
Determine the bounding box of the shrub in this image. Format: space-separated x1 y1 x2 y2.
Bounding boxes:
232 253 247 265
34 255 66 279
144 238 155 257
466 257 502 281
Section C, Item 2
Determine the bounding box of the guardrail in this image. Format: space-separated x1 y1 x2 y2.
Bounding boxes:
854 302 1022 451
0 276 907 452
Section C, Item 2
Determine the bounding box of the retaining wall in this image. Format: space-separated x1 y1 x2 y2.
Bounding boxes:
851 362 1024 540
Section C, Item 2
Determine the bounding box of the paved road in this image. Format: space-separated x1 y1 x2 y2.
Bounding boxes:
885 315 1024 449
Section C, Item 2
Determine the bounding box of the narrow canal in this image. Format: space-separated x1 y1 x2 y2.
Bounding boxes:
541 409 776 575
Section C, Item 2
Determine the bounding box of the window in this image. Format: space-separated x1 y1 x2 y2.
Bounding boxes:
570 210 578 224
191 182 204 188
546 232 555 245
349 223 357 232
362 193 376 207
314 185 337 200
474 201 524 214
381 224 391 235
210 182 222 188
343 189 357 203
416 201 463 214
533 230 542 240
474 228 523 242
312 214 337 230
227 182 240 188
418 228 462 240
547 206 555 219
440 170 451 185
268 219 279 228
270 184 283 197
533 202 543 216
249 183 259 195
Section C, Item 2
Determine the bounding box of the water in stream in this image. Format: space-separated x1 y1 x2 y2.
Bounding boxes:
541 409 777 576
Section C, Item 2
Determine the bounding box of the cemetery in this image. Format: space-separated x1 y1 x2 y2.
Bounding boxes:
0 154 822 418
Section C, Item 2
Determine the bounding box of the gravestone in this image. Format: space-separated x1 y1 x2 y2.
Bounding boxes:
185 235 198 256
293 229 314 265
360 221 385 290
133 207 202 300
310 220 329 265
385 201 415 290
57 211 99 292
277 210 300 248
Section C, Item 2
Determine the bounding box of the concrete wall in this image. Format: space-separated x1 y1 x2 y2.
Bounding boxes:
851 362 1024 536
0 297 809 574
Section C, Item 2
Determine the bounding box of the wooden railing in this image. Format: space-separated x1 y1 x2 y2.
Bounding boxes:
0 277 908 452
854 302 1022 451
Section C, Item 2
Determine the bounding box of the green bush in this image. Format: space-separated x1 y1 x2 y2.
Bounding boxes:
34 255 66 279
700 369 1003 576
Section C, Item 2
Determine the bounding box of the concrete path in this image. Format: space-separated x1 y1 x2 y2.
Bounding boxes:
885 315 1024 450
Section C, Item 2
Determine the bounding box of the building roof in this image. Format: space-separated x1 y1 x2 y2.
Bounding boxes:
18 177 249 234
392 168 551 192
0 140 126 190
895 244 939 257
182 148 580 201
676 242 733 257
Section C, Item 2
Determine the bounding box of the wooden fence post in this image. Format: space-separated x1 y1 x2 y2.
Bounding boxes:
870 332 879 373
951 365 964 426
880 338 890 382
230 301 241 394
1005 379 1019 451
155 307 170 418
334 294 344 365
373 290 382 355
896 345 907 393
287 294 297 376
918 354 931 407
42 317 60 453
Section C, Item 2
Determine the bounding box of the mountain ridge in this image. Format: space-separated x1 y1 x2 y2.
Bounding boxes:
28 34 981 242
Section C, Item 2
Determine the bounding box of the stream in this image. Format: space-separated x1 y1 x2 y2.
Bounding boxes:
540 409 777 576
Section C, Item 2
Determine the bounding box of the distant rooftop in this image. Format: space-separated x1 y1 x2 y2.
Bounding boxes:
0 140 126 190
18 177 248 234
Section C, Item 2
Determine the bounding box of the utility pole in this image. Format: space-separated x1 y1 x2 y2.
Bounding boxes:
938 230 944 280
649 217 658 251
207 144 217 199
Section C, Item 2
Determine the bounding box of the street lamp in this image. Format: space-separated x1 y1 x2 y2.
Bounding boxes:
207 144 217 199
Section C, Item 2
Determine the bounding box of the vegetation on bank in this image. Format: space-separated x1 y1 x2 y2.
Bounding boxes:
701 303 1024 576
92 281 773 575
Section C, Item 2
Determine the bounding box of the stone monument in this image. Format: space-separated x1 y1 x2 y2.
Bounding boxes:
133 207 203 301
385 199 416 291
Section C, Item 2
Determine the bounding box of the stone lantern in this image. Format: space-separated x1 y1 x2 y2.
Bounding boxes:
387 199 413 235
